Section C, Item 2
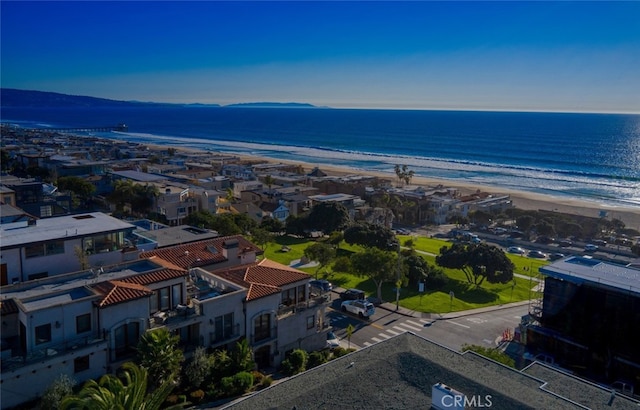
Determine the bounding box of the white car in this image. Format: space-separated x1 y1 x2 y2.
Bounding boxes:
326 331 340 349
507 246 525 255
341 299 376 319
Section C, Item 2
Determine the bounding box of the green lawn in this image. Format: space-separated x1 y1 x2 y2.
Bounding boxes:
263 235 546 314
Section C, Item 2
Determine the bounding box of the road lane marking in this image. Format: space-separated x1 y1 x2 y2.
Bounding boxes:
406 320 425 328
371 337 382 342
378 333 391 339
449 321 470 329
397 322 422 332
371 323 384 330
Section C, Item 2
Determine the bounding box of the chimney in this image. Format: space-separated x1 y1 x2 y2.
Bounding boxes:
222 239 239 261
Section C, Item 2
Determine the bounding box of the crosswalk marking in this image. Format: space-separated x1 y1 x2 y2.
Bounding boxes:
392 326 408 334
386 328 401 335
419 319 431 323
363 342 372 346
396 321 422 332
450 321 470 329
378 333 391 339
406 320 425 328
371 337 382 342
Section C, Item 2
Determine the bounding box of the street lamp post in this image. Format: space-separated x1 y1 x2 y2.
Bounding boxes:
396 242 401 311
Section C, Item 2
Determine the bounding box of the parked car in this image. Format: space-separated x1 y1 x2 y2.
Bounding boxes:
326 331 340 349
309 279 332 294
507 246 525 255
535 236 554 244
558 239 573 247
528 250 547 259
584 244 599 253
549 253 565 261
341 299 376 318
340 288 366 301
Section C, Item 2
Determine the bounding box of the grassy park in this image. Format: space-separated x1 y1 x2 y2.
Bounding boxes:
262 234 548 314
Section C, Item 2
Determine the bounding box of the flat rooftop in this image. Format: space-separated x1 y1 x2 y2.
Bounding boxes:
134 225 219 248
0 212 135 248
540 256 640 295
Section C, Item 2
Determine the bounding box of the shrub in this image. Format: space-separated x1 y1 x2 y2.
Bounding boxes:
189 389 205 403
251 370 265 386
185 347 214 389
41 374 76 410
307 350 329 368
280 349 308 375
233 371 254 394
261 375 273 388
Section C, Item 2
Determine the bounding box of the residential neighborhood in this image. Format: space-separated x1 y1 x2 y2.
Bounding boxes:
1 126 639 409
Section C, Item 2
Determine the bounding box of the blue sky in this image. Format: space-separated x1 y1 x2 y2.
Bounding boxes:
2 1 639 113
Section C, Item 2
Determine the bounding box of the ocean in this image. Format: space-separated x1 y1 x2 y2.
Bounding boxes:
2 106 640 208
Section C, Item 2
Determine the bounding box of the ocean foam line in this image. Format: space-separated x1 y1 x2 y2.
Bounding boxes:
115 131 640 191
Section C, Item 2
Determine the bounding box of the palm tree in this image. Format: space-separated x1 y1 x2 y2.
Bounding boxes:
136 328 183 389
60 362 182 410
231 338 255 373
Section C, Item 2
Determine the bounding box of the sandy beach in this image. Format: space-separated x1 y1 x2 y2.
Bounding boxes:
146 142 640 229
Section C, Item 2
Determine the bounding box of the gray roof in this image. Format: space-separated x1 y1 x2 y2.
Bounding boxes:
540 256 640 295
111 170 167 182
0 212 135 248
224 333 639 410
134 225 220 248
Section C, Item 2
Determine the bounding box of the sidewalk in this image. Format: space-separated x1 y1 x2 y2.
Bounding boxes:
332 286 531 321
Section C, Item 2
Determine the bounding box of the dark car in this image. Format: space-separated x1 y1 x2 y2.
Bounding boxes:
558 239 573 247
309 279 332 294
340 288 366 301
549 253 565 261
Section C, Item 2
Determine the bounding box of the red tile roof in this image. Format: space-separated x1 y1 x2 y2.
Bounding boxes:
93 280 153 307
212 259 310 301
119 268 187 286
140 235 262 269
0 298 18 316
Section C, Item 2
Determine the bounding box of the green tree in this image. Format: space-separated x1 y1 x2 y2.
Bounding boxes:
58 176 96 208
60 362 182 410
230 338 255 374
304 242 336 279
343 223 398 251
436 243 514 287
137 328 184 389
185 347 214 390
394 164 415 186
41 374 76 410
260 216 285 233
306 202 350 234
251 227 274 250
346 323 355 349
109 179 136 211
350 247 399 301
263 174 275 190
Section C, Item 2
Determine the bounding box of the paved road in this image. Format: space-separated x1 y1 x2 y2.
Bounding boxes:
326 300 529 352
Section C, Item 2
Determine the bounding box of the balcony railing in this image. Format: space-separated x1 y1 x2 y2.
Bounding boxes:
277 294 330 318
210 324 241 348
1 332 106 372
150 304 202 329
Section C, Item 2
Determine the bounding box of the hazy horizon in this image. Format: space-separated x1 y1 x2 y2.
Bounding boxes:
2 2 639 114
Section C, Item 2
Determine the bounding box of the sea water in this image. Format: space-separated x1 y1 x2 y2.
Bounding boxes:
2 106 640 208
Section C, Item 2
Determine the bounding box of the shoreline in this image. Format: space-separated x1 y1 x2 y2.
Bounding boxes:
140 141 640 229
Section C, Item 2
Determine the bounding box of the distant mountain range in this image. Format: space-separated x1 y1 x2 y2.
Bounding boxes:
0 88 319 109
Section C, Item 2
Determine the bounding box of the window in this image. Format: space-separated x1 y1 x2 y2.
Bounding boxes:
40 205 52 217
213 313 235 343
35 324 52 345
114 322 140 359
172 284 182 308
76 313 91 334
297 285 307 303
159 287 170 311
281 288 295 306
74 355 90 373
254 314 271 342
25 244 45 258
45 241 65 255
307 315 315 330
